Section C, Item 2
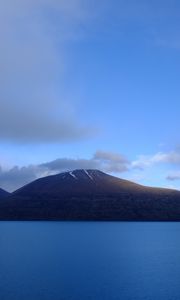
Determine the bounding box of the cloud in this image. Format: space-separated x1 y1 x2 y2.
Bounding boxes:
0 150 129 192
40 150 130 174
0 165 39 193
93 150 129 172
132 149 180 185
132 150 180 169
40 158 99 172
166 172 180 181
0 0 97 143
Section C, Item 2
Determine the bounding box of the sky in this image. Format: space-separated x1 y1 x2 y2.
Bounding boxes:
0 0 180 192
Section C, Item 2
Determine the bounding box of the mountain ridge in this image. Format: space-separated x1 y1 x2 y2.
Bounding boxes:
12 169 178 195
0 169 180 221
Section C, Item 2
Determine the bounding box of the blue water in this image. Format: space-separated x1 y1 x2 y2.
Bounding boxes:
0 222 180 300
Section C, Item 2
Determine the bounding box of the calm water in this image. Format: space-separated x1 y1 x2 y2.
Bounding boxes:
0 222 180 300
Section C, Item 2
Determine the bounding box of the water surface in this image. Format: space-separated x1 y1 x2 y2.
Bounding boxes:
0 222 180 300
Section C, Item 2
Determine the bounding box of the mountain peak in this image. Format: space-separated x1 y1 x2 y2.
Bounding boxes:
61 169 106 181
13 168 142 197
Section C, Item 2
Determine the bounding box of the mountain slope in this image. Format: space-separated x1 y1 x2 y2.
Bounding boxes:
0 169 180 220
13 169 177 196
0 188 10 199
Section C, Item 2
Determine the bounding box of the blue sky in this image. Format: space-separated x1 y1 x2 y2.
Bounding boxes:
0 0 180 191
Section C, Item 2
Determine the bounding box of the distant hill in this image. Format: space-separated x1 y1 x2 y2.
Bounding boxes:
0 188 10 199
0 169 180 220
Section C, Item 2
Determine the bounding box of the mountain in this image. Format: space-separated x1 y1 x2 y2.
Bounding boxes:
0 169 180 220
0 188 10 199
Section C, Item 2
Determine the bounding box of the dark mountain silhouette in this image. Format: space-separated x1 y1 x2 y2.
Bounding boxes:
0 169 180 220
0 188 10 199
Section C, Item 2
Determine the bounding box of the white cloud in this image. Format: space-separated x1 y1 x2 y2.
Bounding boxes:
132 150 180 169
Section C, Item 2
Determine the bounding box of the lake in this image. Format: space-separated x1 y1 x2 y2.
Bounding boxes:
0 222 180 300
